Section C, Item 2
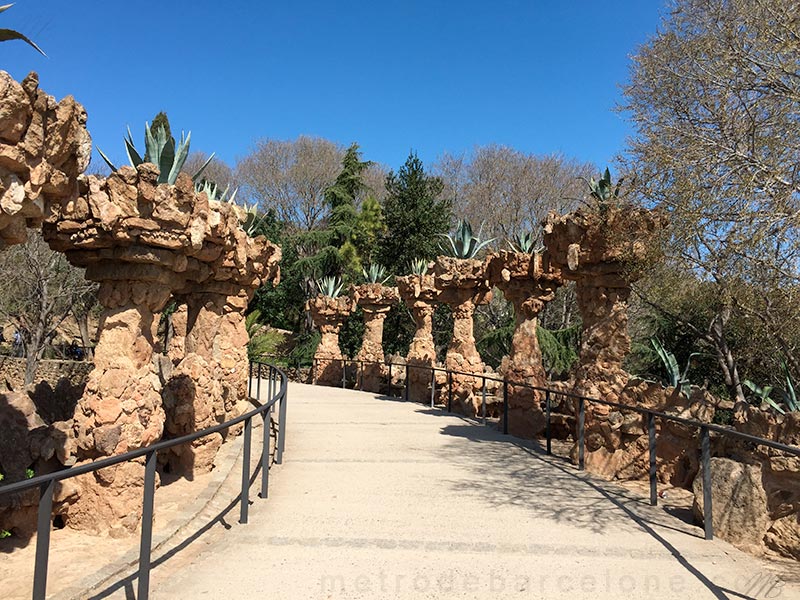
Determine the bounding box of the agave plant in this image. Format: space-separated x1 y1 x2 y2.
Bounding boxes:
508 231 538 254
743 360 798 415
586 167 624 209
650 338 701 397
238 203 270 237
98 123 214 185
362 263 389 285
316 275 343 299
0 4 45 55
409 258 429 276
780 360 799 412
195 179 238 203
441 220 495 259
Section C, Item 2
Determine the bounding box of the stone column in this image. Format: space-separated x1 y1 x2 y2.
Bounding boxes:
309 295 354 386
543 206 666 470
397 274 439 402
59 277 171 533
433 256 492 416
487 251 562 438
353 284 398 393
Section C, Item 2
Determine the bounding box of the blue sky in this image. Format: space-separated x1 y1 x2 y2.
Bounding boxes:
2 1 665 173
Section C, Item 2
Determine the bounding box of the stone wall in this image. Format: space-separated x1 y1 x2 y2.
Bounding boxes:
0 356 92 390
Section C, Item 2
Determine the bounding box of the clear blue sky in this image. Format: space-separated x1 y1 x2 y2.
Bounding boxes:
2 1 665 172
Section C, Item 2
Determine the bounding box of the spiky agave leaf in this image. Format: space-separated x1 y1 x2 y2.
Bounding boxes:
441 219 495 259
0 4 46 56
96 147 118 173
316 275 343 298
509 231 536 253
781 360 798 412
362 263 389 284
410 258 429 276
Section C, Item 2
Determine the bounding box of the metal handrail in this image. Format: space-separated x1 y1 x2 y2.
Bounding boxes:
309 355 800 542
0 358 287 600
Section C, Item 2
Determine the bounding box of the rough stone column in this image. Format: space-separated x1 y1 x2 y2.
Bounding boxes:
309 295 354 386
397 274 439 402
352 283 399 393
487 251 562 437
433 256 492 415
57 277 171 533
543 206 665 470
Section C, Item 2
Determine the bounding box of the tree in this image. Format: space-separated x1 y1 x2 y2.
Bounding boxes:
0 232 97 385
183 152 237 193
150 111 172 139
378 152 452 274
621 0 800 402
435 146 593 245
236 136 343 230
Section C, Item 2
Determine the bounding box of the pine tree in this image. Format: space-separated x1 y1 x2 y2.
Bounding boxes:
378 152 451 274
150 112 172 138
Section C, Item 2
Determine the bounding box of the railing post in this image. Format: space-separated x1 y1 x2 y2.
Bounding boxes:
481 376 487 425
341 358 346 389
577 398 585 471
32 479 55 600
240 417 252 524
502 380 509 435
312 358 317 385
430 369 436 408
257 363 262 401
545 390 552 455
248 361 253 398
701 425 713 540
261 407 270 499
358 361 363 390
648 412 657 506
277 382 287 465
388 362 393 396
447 371 453 412
405 364 410 402
137 450 158 600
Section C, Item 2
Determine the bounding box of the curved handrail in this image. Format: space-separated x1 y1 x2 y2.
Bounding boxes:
0 359 287 600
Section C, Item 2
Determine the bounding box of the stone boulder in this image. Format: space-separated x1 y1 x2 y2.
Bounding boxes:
693 457 771 554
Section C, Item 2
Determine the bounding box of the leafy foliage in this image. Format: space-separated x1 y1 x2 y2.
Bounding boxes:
649 338 701 397
409 258 429 276
377 152 451 274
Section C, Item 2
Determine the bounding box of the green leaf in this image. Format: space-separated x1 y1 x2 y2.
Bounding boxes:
96 147 118 173
0 28 46 56
158 136 176 184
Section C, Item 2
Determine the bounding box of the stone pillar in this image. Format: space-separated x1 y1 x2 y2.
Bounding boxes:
397 274 439 402
433 257 492 416
352 283 399 393
487 251 562 438
309 295 354 386
59 278 171 533
543 206 666 470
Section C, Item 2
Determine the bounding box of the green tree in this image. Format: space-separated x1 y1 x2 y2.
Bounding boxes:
150 111 172 139
378 152 451 274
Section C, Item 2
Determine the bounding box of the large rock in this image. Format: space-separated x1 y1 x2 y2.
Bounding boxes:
0 71 90 249
693 457 771 554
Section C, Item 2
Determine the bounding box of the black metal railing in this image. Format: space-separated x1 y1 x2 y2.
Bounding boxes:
0 358 287 600
309 356 800 542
